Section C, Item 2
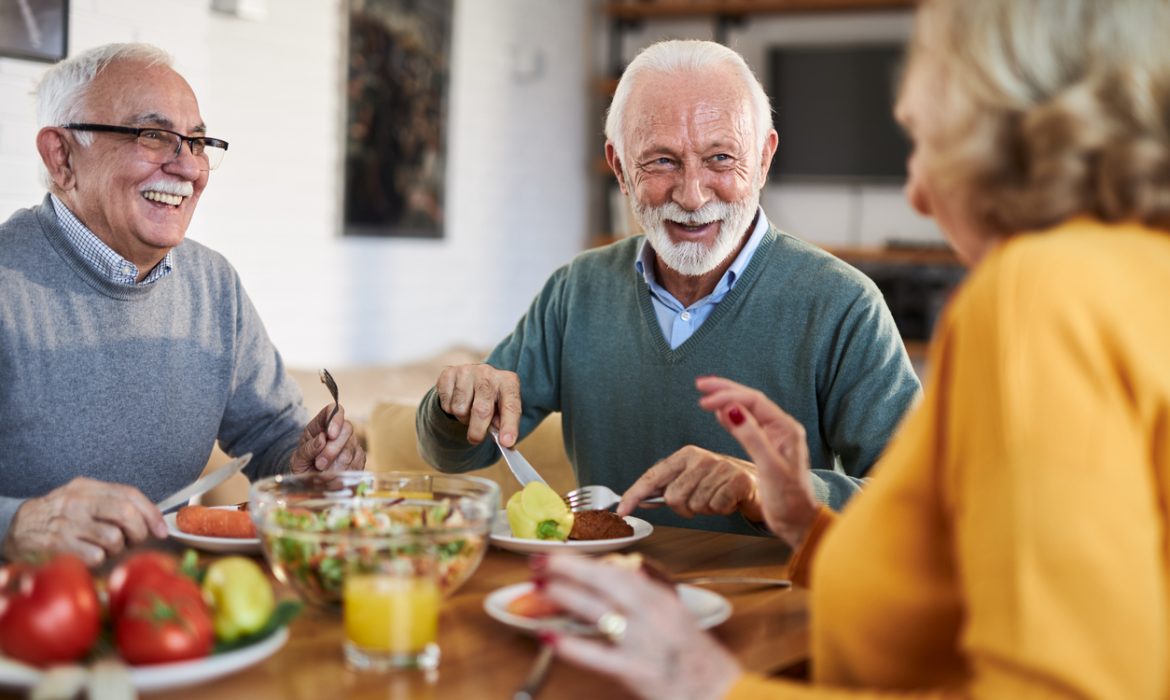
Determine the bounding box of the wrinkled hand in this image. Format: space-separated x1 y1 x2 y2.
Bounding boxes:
290 403 366 474
3 478 168 566
542 553 742 700
696 376 818 547
434 363 521 447
617 446 763 523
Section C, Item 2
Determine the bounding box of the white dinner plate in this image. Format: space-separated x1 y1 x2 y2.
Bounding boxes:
164 505 261 554
0 626 288 693
489 511 652 555
484 582 731 634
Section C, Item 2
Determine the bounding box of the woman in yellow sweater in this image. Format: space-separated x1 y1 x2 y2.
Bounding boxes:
537 0 1170 697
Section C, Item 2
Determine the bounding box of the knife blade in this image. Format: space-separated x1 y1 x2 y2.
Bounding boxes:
155 453 252 513
675 575 792 589
490 428 546 486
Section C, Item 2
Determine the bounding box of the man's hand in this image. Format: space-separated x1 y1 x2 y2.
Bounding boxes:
3 478 168 566
616 445 764 523
433 363 522 447
290 403 366 474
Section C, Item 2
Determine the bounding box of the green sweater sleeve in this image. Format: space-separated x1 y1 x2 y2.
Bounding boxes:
416 267 569 472
808 287 921 508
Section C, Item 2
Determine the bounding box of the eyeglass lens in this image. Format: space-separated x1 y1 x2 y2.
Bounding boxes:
136 130 226 170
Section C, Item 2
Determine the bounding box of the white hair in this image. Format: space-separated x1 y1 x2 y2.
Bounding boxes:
36 43 173 142
605 40 772 160
34 43 172 187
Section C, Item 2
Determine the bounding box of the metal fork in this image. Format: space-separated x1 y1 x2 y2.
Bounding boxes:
319 368 340 425
564 484 665 512
513 644 554 700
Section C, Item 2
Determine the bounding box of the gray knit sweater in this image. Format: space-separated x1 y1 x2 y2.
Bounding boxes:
417 228 921 536
0 195 308 541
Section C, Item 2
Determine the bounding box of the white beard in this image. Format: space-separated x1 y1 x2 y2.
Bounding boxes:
632 190 760 277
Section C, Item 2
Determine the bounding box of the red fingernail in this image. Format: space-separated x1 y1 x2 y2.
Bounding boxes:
729 407 745 426
533 574 547 591
537 631 558 647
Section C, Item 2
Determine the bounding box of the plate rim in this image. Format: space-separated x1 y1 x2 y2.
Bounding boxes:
164 505 261 552
483 582 731 634
0 626 289 691
488 511 652 554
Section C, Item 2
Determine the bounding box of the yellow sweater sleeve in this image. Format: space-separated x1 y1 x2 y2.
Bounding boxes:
725 224 1170 699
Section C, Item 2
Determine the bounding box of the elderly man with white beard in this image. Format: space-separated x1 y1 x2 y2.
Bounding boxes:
0 43 365 565
416 40 920 535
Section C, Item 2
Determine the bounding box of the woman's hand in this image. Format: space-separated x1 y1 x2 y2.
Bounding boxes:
540 553 742 700
696 376 819 547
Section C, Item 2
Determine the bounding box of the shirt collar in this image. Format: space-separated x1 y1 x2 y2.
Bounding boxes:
635 206 770 294
50 194 174 286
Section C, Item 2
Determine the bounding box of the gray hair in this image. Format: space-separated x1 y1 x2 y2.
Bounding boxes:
604 40 772 161
911 0 1170 234
36 43 173 145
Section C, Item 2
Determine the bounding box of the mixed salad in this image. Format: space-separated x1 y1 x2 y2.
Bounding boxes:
260 491 487 606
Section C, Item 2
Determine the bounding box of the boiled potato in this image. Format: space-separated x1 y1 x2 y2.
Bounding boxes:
506 482 574 541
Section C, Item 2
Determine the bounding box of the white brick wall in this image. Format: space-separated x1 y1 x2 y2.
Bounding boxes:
0 0 589 367
1 1 940 368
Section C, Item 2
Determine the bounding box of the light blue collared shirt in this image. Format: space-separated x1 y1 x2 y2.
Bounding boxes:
50 194 173 286
635 208 770 349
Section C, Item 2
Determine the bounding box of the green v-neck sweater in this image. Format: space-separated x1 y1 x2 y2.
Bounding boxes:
418 228 920 535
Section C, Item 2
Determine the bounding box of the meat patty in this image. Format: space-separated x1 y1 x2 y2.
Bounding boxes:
568 510 635 540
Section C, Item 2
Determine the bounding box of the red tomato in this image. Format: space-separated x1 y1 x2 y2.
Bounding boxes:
107 551 198 619
0 555 101 666
115 586 214 665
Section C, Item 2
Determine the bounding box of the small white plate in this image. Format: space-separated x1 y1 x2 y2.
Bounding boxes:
484 582 731 634
0 627 288 692
164 506 261 554
489 511 652 554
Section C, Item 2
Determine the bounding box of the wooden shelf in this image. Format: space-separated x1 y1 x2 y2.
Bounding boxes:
604 0 916 20
823 245 960 266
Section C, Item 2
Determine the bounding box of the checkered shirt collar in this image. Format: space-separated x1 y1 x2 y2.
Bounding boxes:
49 195 174 286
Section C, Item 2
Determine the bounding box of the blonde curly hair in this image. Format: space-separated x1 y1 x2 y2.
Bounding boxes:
910 0 1170 236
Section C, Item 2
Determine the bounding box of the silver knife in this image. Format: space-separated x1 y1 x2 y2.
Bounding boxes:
155 453 252 513
675 575 792 589
490 428 546 486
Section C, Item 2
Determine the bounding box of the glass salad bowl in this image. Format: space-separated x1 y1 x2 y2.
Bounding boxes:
250 471 499 609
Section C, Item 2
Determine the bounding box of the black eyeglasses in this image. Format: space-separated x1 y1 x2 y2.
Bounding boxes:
61 123 229 171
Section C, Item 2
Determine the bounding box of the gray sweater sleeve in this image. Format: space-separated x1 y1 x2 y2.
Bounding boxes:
214 275 308 480
0 497 26 552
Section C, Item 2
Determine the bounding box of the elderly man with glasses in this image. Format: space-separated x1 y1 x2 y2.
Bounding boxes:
0 43 365 565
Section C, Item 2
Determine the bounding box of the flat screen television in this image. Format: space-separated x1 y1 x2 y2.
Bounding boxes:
767 43 910 183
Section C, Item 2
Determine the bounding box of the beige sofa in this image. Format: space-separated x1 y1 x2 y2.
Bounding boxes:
199 348 576 505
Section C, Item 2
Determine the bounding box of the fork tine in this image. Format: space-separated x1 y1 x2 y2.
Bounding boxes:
564 493 591 510
319 368 340 424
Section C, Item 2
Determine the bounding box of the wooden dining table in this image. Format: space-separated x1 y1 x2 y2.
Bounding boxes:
3 526 809 699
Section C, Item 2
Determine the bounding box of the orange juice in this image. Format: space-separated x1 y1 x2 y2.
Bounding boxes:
343 574 440 653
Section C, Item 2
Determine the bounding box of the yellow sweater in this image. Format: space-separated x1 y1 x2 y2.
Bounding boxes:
727 219 1170 699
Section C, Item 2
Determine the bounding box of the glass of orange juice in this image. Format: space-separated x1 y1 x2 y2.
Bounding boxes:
343 537 441 671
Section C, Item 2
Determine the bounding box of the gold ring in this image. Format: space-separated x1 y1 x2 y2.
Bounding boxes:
596 611 628 644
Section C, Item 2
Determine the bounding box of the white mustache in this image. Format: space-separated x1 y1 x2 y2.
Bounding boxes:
139 180 194 197
647 201 732 227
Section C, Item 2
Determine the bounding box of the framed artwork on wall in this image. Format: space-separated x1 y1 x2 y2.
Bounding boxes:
0 0 68 63
343 0 453 239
